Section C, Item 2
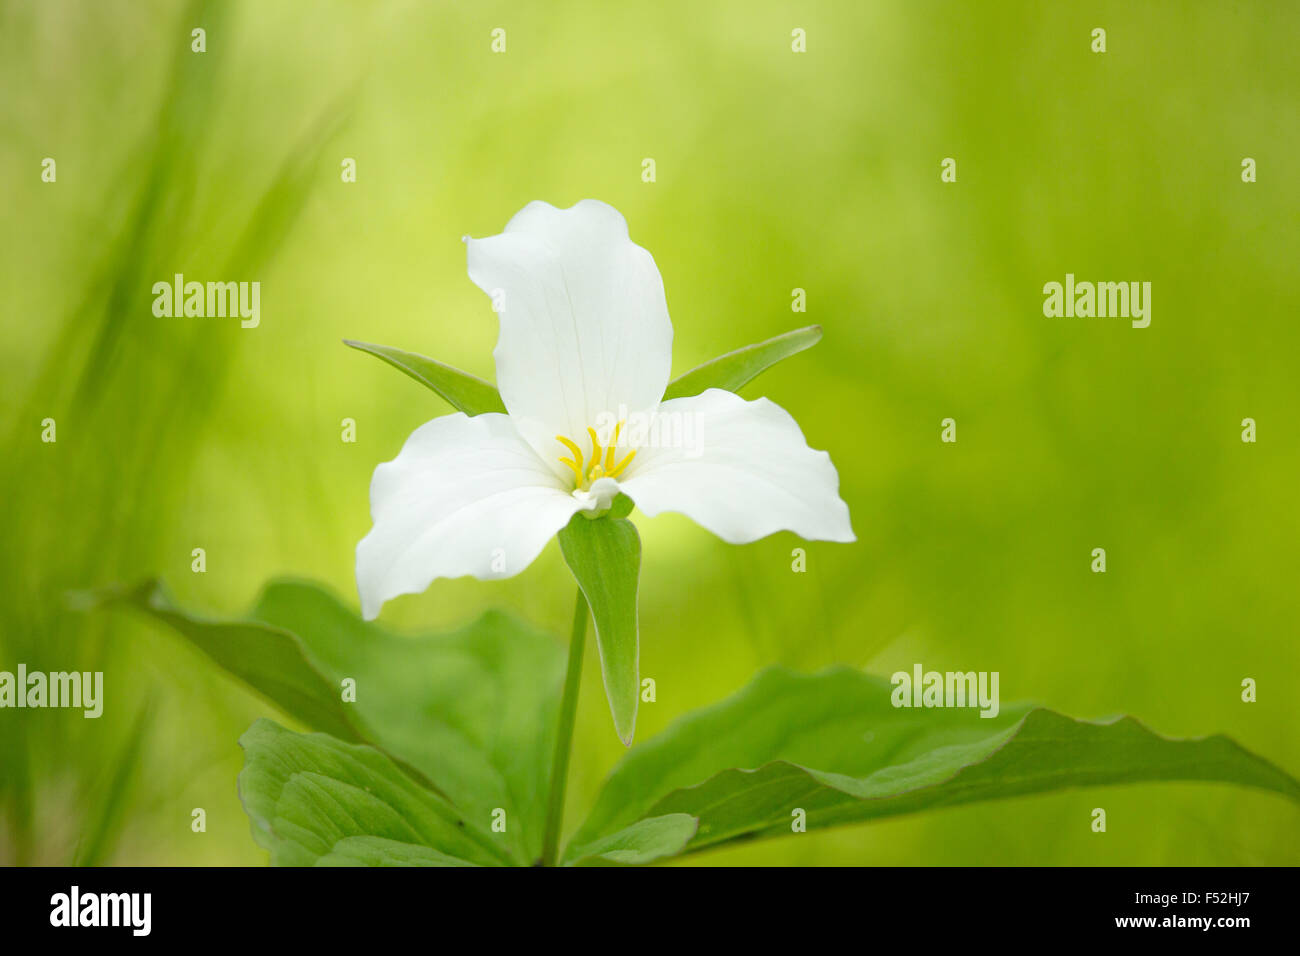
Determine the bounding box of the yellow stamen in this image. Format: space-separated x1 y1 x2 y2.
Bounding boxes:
559 457 583 484
607 448 637 478
555 420 636 492
604 421 623 470
587 427 603 473
556 435 585 485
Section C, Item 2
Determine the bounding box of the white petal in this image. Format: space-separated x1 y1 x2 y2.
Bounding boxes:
356 413 582 619
618 388 855 544
466 200 673 475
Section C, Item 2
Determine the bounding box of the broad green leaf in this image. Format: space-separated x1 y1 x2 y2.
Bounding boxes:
344 339 507 416
97 578 563 865
250 580 562 864
238 719 508 867
662 325 823 400
573 667 1300 857
317 837 481 867
92 580 366 744
557 516 642 746
563 813 698 867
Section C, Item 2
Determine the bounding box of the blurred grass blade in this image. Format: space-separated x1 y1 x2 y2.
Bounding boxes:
662 325 822 400
0 727 35 865
345 339 507 415
68 0 228 411
557 516 642 746
75 695 156 866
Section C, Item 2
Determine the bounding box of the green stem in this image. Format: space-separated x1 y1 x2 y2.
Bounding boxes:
540 587 589 866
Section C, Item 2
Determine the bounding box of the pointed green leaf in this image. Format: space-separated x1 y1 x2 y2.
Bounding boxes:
93 578 563 865
573 667 1300 858
89 580 367 744
238 719 508 866
557 516 642 745
344 339 507 415
563 813 698 866
250 581 563 864
662 325 823 400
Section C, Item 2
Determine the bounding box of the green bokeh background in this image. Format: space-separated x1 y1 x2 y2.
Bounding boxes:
2 0 1297 865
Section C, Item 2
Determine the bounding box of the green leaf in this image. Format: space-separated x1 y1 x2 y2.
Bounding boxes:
250 580 562 864
238 719 508 867
91 580 367 744
316 837 482 867
96 578 563 865
607 492 635 519
573 667 1300 857
557 516 642 746
662 325 823 400
563 813 698 867
344 339 507 416
345 326 820 416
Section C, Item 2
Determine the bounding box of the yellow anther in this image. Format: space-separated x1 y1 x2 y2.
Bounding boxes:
604 421 623 470
606 448 637 478
558 457 583 484
587 427 603 473
556 435 585 464
556 435 585 485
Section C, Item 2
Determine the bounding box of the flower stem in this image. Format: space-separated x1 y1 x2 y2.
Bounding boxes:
540 586 588 866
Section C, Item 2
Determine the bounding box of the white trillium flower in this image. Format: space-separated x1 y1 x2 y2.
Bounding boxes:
357 199 854 620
